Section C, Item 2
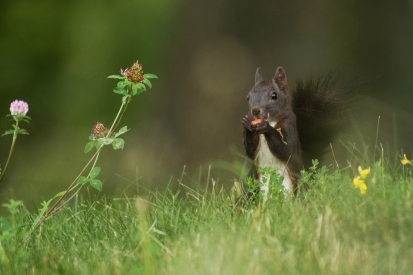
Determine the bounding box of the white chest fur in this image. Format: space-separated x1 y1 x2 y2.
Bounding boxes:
255 122 293 195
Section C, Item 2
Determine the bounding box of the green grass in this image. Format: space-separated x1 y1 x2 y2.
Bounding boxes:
1 160 413 275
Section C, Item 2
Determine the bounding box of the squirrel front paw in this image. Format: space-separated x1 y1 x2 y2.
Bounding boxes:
241 115 269 133
241 115 253 131
254 120 270 134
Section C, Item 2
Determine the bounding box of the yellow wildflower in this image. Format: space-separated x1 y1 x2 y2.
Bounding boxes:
353 176 364 189
359 182 367 195
401 154 410 165
358 166 371 179
353 166 370 195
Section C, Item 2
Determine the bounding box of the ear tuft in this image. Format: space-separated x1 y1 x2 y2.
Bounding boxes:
273 67 287 88
255 68 263 84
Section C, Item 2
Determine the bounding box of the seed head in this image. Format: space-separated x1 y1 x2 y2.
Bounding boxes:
120 60 144 83
92 122 109 138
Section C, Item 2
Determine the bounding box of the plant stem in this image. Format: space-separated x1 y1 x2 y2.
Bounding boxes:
19 147 102 245
0 121 19 183
112 96 131 134
49 185 83 215
108 102 126 136
20 95 132 245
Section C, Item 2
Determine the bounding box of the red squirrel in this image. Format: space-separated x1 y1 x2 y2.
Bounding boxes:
241 67 356 196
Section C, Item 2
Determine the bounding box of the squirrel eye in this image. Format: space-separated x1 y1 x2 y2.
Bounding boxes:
246 95 249 100
271 92 278 100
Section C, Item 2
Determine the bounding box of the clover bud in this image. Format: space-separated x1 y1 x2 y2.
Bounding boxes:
92 122 109 138
120 60 144 83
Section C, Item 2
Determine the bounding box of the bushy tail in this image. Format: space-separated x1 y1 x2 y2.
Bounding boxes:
292 73 360 168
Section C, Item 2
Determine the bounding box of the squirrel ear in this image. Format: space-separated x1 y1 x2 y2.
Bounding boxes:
273 67 287 89
255 68 263 84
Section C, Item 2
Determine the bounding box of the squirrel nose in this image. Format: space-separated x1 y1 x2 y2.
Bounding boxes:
251 108 260 116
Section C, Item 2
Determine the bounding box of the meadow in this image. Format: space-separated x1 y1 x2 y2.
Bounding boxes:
1 157 412 275
1 61 412 274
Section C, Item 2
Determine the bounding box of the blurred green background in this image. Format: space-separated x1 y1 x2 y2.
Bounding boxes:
1 0 412 206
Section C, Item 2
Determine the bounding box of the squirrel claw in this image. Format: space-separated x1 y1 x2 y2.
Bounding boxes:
255 121 269 134
241 116 253 131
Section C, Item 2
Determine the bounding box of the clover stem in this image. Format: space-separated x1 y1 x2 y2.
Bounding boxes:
108 102 126 137
19 147 102 245
20 94 131 244
112 96 131 134
49 185 83 215
89 151 101 177
0 121 19 183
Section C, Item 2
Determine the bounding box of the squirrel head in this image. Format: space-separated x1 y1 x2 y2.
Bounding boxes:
246 67 292 121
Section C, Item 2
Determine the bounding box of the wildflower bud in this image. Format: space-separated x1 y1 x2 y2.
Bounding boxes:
358 166 370 179
120 60 144 83
10 100 29 117
401 154 410 165
92 122 109 138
